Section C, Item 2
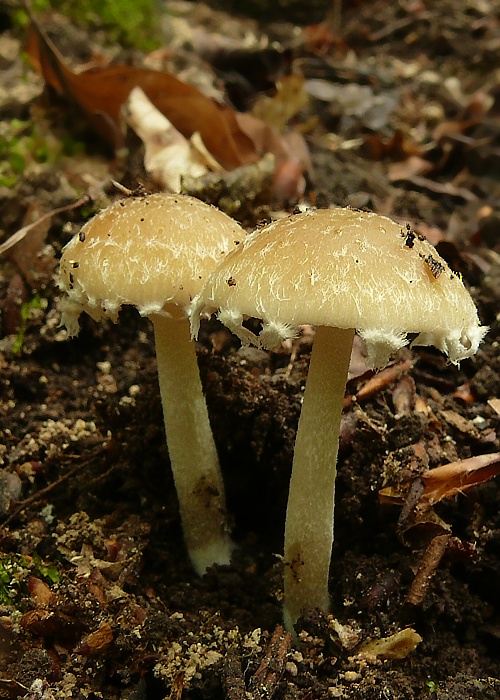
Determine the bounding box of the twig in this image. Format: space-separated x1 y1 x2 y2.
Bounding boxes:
221 654 247 700
248 624 292 700
406 533 450 606
0 195 90 256
1 441 108 527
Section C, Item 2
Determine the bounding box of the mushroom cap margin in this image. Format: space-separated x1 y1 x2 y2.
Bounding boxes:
59 193 245 335
191 208 487 366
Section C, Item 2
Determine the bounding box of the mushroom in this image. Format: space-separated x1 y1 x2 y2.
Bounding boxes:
59 193 245 575
190 207 487 629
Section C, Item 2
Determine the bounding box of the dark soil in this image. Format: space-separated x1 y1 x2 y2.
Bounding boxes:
0 1 499 699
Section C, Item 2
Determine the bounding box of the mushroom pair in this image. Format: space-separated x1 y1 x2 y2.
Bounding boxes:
190 207 487 631
60 193 245 575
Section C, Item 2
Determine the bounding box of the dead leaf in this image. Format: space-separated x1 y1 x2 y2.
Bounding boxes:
355 360 414 403
235 112 311 199
357 628 422 660
124 87 220 191
487 398 500 416
387 155 433 182
364 130 422 162
28 576 54 609
305 81 399 132
25 21 257 170
20 609 82 643
344 359 413 408
75 621 114 655
420 452 500 505
251 73 308 131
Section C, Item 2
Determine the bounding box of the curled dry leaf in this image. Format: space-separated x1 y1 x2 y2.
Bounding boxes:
420 452 500 504
28 576 54 609
26 19 310 199
124 87 221 191
380 453 500 510
487 398 500 416
75 621 114 655
25 21 257 170
251 73 308 131
357 628 423 661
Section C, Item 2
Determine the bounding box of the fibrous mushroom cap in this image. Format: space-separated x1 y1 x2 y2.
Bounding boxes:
60 193 244 335
192 207 487 366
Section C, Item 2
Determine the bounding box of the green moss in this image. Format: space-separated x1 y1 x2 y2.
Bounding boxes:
0 553 61 607
15 0 162 51
81 0 162 50
0 119 86 189
32 554 61 585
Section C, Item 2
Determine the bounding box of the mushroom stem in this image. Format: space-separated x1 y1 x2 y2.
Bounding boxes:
283 325 355 631
151 314 232 575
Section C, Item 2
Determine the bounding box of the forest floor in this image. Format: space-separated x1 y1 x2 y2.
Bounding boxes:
0 1 499 698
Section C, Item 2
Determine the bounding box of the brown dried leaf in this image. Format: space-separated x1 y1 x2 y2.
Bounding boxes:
0 196 89 257
20 609 82 643
488 398 500 416
356 360 414 403
125 87 219 191
345 359 413 408
25 21 257 170
421 452 500 505
439 409 481 438
75 621 114 655
363 130 422 161
235 111 311 199
28 576 54 609
433 117 481 142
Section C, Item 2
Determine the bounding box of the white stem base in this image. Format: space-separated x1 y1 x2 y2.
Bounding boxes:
152 314 233 574
283 325 355 630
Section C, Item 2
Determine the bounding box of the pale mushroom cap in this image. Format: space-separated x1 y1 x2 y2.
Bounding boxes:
192 208 487 366
60 193 244 335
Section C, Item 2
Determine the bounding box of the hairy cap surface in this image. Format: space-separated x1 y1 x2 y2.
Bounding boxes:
192 208 486 365
60 193 244 335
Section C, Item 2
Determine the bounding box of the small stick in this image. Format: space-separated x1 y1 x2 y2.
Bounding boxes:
0 195 90 256
248 625 292 699
406 533 451 606
1 440 108 527
221 654 247 700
